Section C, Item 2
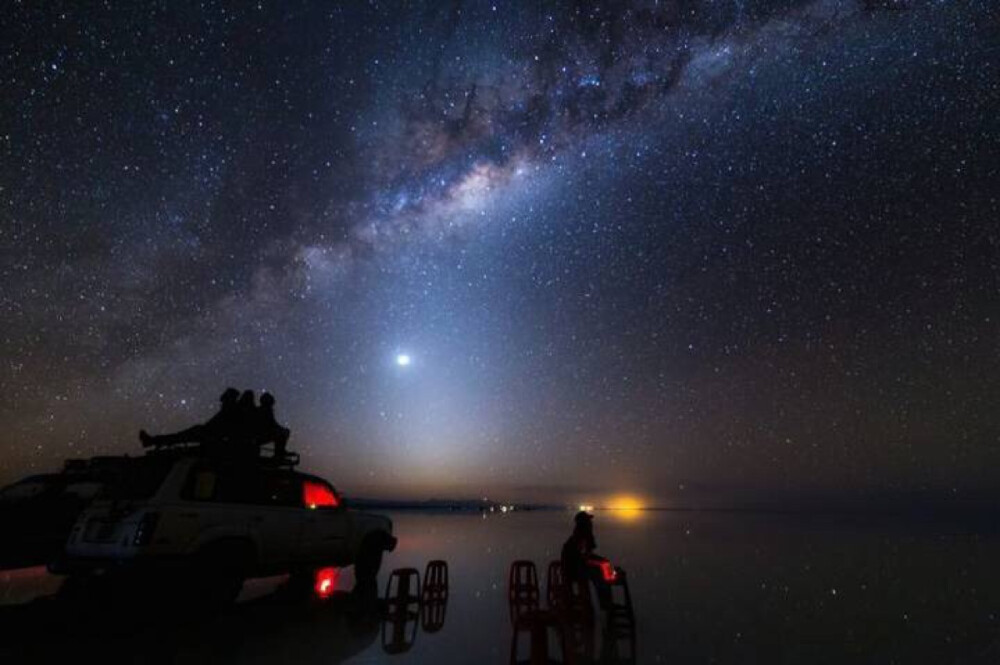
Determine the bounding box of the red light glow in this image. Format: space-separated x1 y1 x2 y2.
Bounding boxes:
598 560 617 583
303 481 339 509
314 567 338 598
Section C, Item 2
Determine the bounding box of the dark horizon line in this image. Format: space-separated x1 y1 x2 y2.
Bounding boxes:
347 495 1000 516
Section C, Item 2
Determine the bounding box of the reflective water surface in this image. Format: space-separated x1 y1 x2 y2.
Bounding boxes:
2 509 999 664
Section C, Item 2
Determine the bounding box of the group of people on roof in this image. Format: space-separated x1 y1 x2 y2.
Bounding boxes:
139 387 291 458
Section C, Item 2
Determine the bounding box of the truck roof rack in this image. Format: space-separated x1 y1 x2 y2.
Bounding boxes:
60 444 302 480
141 441 301 469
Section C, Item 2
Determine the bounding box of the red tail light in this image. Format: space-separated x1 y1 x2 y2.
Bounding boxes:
133 511 160 547
303 481 339 509
314 567 338 598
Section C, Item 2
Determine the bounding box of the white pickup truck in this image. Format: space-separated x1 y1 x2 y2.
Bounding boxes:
50 451 396 603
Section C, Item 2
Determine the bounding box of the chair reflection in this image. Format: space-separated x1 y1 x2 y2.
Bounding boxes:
508 559 636 665
381 561 450 653
510 609 576 665
382 567 421 654
421 559 449 633
560 572 596 664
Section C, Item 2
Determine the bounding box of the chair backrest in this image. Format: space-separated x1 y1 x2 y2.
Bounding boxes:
385 567 422 609
421 559 449 634
601 567 636 663
546 560 565 609
422 559 449 603
606 568 633 612
508 560 540 624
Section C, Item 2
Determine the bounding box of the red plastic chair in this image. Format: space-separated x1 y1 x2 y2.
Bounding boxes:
547 560 566 610
508 560 540 624
600 567 636 663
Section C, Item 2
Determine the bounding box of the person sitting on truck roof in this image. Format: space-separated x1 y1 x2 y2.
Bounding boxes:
139 387 241 448
234 389 257 441
255 392 291 458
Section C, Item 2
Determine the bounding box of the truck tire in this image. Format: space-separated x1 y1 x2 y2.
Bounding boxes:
354 532 388 582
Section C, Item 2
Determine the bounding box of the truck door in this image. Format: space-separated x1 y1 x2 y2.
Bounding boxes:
298 478 350 566
248 471 306 569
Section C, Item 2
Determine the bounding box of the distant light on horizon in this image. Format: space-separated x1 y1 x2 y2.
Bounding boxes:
606 495 645 521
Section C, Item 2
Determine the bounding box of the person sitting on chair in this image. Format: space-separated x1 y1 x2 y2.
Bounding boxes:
561 510 613 609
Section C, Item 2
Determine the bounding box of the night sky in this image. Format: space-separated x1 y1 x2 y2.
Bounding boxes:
2 1 998 506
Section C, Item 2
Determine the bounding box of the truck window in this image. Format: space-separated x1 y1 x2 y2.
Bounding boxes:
62 482 102 500
183 465 301 507
99 459 172 500
261 473 301 507
190 470 217 500
0 479 52 502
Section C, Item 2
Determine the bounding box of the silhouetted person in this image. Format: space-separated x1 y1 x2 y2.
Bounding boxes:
235 388 255 433
561 510 611 608
139 388 240 448
255 392 291 458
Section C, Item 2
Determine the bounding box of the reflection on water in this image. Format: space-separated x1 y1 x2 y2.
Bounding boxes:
421 560 449 633
382 568 423 653
381 560 452 654
507 557 636 664
603 497 646 523
2 510 999 663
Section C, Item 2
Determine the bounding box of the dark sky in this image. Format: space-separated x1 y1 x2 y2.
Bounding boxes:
2 1 998 506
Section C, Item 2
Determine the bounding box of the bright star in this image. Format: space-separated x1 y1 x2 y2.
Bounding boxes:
396 353 412 367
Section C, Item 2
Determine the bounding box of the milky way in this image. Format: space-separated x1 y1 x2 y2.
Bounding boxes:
2 1 998 505
311 0 866 260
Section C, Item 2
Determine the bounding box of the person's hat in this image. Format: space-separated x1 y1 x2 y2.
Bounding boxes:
574 510 594 525
220 387 240 402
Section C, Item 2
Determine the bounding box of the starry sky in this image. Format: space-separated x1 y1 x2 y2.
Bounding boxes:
2 1 998 506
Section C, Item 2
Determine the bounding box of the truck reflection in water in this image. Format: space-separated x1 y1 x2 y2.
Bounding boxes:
0 560 451 664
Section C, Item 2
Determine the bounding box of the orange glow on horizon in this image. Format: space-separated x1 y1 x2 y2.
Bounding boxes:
606 494 645 521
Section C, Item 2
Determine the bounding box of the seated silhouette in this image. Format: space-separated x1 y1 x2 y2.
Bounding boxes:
255 392 291 457
139 387 241 449
560 510 613 609
139 387 292 458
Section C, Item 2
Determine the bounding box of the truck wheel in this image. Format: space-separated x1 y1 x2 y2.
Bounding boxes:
354 533 387 582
